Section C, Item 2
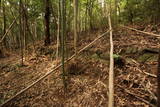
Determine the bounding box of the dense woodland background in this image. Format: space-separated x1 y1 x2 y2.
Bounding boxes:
0 0 160 107
0 0 160 49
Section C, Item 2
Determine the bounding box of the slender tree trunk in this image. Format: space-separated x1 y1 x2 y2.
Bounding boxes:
60 0 67 91
84 0 88 31
78 1 80 33
103 0 107 17
21 3 36 51
56 0 61 59
19 0 24 65
74 0 78 54
88 0 94 30
44 0 51 46
3 0 6 48
0 0 1 38
34 20 37 39
0 0 1 8
114 0 118 26
10 6 20 48
0 0 3 56
108 4 114 107
157 49 160 107
22 1 26 61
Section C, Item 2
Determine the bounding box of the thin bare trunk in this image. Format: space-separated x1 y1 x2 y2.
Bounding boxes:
56 0 61 59
3 0 6 48
22 2 26 61
35 21 37 39
84 0 88 31
21 3 36 51
74 0 78 54
61 0 67 91
108 10 114 107
44 0 51 46
19 0 24 65
114 0 118 26
157 49 160 107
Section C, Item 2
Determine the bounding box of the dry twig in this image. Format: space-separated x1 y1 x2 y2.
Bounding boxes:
117 85 156 107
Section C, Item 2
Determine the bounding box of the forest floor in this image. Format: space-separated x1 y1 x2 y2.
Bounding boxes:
0 26 159 107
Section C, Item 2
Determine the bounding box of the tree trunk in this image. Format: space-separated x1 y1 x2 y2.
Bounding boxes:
156 0 160 23
74 0 78 54
157 49 160 107
56 0 61 59
44 0 51 46
114 0 118 26
3 0 7 48
60 0 67 91
21 2 36 51
19 0 24 65
108 3 114 107
88 0 94 30
84 0 88 31
34 20 37 39
22 1 26 61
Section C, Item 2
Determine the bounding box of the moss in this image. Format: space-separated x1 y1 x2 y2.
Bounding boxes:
125 47 138 54
91 53 100 59
147 54 158 62
137 53 157 63
0 99 4 105
90 53 109 64
100 52 110 60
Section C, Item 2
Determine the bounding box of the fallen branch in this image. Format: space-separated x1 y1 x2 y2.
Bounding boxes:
129 59 157 78
0 30 110 107
138 69 157 78
120 25 160 38
142 84 157 101
117 85 156 107
131 63 157 78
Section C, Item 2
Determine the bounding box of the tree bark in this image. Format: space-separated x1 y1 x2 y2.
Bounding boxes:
22 1 26 61
44 0 51 46
88 0 94 30
3 0 7 48
19 0 24 65
108 5 114 107
21 3 36 51
56 0 61 59
114 0 118 26
60 0 67 91
74 0 78 54
84 0 88 31
157 49 160 107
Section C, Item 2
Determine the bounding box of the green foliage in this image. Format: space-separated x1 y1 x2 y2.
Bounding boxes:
120 0 160 23
0 0 159 49
113 54 120 59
